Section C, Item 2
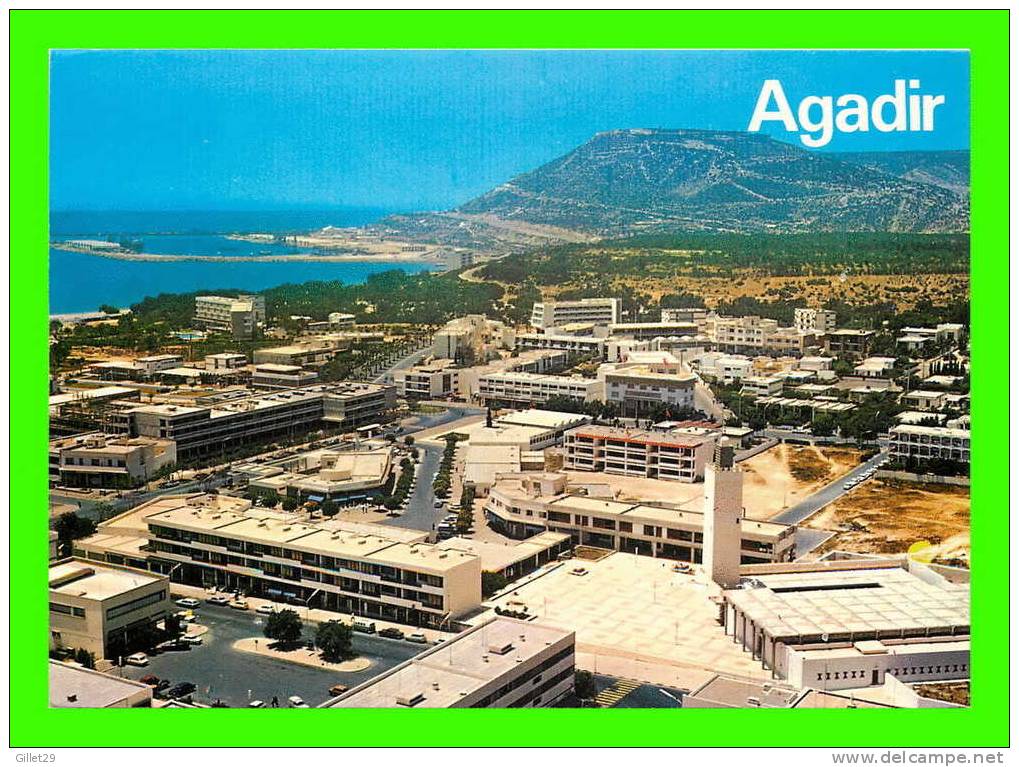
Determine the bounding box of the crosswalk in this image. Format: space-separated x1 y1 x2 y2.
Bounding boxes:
593 678 640 707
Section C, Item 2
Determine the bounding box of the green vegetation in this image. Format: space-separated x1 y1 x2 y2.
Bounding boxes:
456 485 476 534
53 512 97 555
574 669 597 701
479 233 970 285
481 570 508 598
382 457 415 511
263 608 304 648
315 620 354 662
432 434 467 498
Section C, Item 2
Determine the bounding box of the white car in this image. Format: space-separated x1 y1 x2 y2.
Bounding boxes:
181 634 203 645
175 598 201 609
125 652 149 667
249 700 265 708
288 695 308 708
406 632 428 644
256 604 277 616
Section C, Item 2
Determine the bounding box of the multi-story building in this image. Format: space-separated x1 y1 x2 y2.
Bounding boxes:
136 497 480 627
563 424 713 483
898 389 947 412
393 359 459 400
889 424 971 465
599 365 696 417
606 321 699 341
49 559 171 660
111 383 395 462
431 315 508 364
794 308 837 334
530 297 621 330
251 363 319 389
694 353 755 384
484 472 796 564
252 338 349 367
740 376 785 397
49 433 176 488
476 372 603 407
824 329 875 358
321 617 575 709
194 294 266 340
661 307 709 324
513 332 606 359
854 357 898 378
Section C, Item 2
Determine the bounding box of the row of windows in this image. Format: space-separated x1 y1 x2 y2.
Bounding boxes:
49 602 85 618
106 589 168 621
469 646 574 708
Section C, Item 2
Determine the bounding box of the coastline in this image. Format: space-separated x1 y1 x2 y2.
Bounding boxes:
50 243 446 265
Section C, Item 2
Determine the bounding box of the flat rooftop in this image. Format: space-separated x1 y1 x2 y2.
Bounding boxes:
495 409 590 430
725 566 970 640
437 532 570 573
567 424 708 448
323 617 573 708
50 661 152 708
49 559 163 601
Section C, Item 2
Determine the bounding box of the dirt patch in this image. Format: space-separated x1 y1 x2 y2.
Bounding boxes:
233 637 372 672
804 479 970 563
740 444 863 520
915 682 970 707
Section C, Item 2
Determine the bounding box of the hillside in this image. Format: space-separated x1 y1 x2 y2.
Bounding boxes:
455 129 969 236
828 150 970 198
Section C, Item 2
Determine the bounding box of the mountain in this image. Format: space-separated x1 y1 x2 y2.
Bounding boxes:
454 129 969 236
828 150 970 198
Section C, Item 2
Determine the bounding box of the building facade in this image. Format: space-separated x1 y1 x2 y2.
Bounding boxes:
476 372 603 407
530 297 621 330
194 294 266 339
889 424 971 465
563 425 712 483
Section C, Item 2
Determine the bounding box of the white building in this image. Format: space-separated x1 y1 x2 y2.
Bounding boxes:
476 372 603 406
49 433 177 489
599 364 696 417
794 308 837 334
393 359 459 400
321 617 575 708
251 363 319 389
889 424 971 465
204 352 247 370
530 297 621 330
49 559 171 660
194 294 266 339
855 357 898 378
563 424 713 483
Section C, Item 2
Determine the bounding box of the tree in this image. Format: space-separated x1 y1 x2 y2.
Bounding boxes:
263 608 303 648
316 620 354 662
320 500 339 517
574 670 596 701
281 496 301 512
54 512 97 551
403 435 415 447
74 648 96 669
481 571 508 597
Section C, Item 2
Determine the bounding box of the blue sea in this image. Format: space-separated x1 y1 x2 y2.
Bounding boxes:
49 209 437 314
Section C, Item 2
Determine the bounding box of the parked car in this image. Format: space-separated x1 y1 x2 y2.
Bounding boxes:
124 653 149 667
406 632 428 644
229 599 250 611
157 639 191 653
165 682 196 700
351 618 376 634
433 500 445 509
288 695 309 708
206 595 231 606
175 598 200 609
379 627 404 640
328 684 349 697
256 604 277 616
139 674 160 686
249 700 265 708
180 634 203 646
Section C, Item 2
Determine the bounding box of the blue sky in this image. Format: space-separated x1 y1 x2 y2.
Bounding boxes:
51 49 969 212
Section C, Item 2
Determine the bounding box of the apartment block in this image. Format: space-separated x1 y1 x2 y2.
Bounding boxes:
322 617 575 708
513 332 606 359
204 352 247 370
889 424 971 465
563 424 713 483
530 297 621 330
253 337 349 367
251 363 319 389
794 308 837 334
49 559 171 660
49 433 176 488
476 372 603 407
600 365 696 417
138 498 481 628
432 315 508 364
393 359 459 400
484 472 796 564
824 329 875 358
194 294 266 340
661 307 709 324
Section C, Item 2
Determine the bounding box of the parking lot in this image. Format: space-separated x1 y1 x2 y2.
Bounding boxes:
118 603 424 707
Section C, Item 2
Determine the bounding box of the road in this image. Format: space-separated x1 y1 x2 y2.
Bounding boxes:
381 442 447 533
372 344 432 385
693 378 729 423
774 450 889 527
118 603 423 707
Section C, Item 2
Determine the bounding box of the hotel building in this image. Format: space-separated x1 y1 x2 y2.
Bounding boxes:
563 424 713 483
476 372 603 407
889 424 971 465
194 294 266 340
530 297 621 330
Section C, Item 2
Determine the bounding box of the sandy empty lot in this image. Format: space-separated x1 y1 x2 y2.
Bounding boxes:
740 444 863 520
804 479 970 566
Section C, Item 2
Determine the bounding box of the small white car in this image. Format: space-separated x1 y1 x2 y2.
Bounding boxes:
288 695 308 708
256 604 277 616
229 599 250 611
175 598 201 609
406 632 428 644
181 634 203 645
249 700 265 708
207 595 230 606
125 652 149 667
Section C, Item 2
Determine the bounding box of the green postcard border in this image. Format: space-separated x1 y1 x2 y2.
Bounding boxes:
9 9 1010 748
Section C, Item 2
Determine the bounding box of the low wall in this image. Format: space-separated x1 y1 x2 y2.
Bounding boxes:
874 469 970 487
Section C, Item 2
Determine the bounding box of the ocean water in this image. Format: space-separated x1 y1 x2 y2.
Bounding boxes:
48 209 438 314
